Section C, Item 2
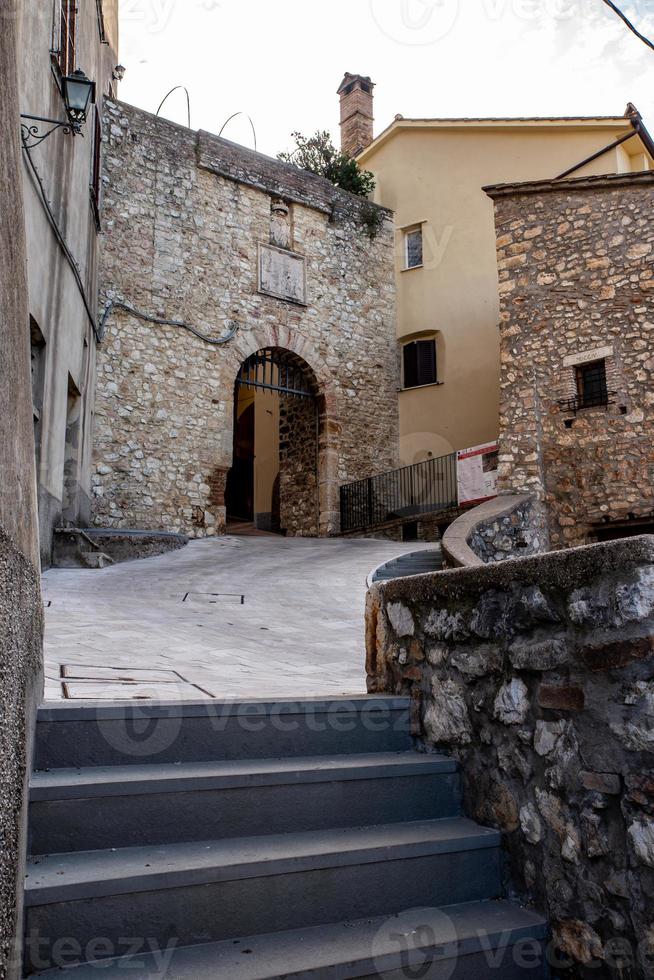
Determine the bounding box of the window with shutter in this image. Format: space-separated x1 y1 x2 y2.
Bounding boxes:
90 107 103 227
403 339 437 388
403 342 419 388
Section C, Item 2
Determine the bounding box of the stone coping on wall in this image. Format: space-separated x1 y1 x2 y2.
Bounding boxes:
442 493 534 568
197 128 393 222
373 532 654 607
108 99 393 224
483 168 654 199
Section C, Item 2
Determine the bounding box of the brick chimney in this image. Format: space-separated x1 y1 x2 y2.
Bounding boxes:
338 73 375 158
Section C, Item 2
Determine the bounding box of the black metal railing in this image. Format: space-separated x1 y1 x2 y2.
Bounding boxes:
558 390 615 415
340 453 459 534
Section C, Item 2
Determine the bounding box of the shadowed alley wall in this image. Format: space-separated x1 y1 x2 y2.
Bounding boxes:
0 2 44 975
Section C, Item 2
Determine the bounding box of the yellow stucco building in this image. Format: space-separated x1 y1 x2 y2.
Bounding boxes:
341 78 654 466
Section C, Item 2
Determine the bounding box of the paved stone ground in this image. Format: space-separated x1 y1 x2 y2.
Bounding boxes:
42 536 432 701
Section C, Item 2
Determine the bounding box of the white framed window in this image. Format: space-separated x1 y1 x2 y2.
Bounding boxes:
404 226 423 270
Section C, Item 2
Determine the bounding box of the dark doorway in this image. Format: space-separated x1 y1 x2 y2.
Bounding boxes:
62 375 82 523
225 348 319 535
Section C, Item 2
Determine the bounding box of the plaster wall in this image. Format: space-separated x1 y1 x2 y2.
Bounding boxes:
17 0 118 565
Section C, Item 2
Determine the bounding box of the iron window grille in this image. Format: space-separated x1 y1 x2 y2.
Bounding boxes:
403 339 437 389
558 359 614 414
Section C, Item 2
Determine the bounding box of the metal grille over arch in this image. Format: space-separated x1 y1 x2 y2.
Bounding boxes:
236 348 319 400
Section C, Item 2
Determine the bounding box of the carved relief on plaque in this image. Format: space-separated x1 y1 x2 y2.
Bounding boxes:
258 243 307 306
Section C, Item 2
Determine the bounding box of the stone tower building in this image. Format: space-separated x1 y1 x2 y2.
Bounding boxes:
93 101 399 538
338 74 375 157
486 170 654 549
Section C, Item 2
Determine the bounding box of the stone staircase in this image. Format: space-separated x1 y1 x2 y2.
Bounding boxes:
24 698 548 978
370 547 444 584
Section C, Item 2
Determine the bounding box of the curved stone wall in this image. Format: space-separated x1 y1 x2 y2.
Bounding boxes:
442 493 546 568
366 536 654 974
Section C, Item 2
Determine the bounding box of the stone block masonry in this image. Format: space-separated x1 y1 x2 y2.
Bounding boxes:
366 535 654 976
93 100 399 538
485 171 654 550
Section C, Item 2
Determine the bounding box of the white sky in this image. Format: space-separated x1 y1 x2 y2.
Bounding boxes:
118 0 654 157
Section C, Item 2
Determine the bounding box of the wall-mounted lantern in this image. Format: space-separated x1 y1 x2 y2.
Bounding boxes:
20 68 96 149
62 69 96 127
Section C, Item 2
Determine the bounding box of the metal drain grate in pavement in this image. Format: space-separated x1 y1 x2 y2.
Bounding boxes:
182 593 245 605
58 665 215 701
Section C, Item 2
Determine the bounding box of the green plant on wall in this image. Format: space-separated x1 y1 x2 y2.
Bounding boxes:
360 203 385 240
279 131 376 199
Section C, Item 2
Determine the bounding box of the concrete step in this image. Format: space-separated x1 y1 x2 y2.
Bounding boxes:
24 819 502 973
371 549 443 584
34 697 412 769
28 900 549 978
30 752 461 854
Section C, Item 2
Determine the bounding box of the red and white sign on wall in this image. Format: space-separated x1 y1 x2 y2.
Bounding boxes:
457 443 499 507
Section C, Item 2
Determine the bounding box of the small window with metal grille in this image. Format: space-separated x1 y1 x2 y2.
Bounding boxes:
576 359 609 409
403 339 437 389
58 0 77 77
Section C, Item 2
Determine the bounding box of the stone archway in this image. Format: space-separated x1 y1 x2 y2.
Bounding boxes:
225 346 339 537
224 329 341 536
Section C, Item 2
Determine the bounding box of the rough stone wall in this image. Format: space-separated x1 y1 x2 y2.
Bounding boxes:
487 172 654 550
279 394 318 536
469 498 542 562
94 100 399 537
366 536 654 977
0 535 43 978
443 494 547 568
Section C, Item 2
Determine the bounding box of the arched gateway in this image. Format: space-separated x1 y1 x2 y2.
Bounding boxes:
91 103 399 542
226 348 332 537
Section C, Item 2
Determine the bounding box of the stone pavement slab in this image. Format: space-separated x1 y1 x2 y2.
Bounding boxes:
42 536 433 701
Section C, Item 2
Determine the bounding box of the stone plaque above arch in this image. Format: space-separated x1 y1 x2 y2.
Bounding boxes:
258 243 307 306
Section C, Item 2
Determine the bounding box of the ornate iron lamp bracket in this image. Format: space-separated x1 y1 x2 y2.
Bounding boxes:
20 114 80 149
